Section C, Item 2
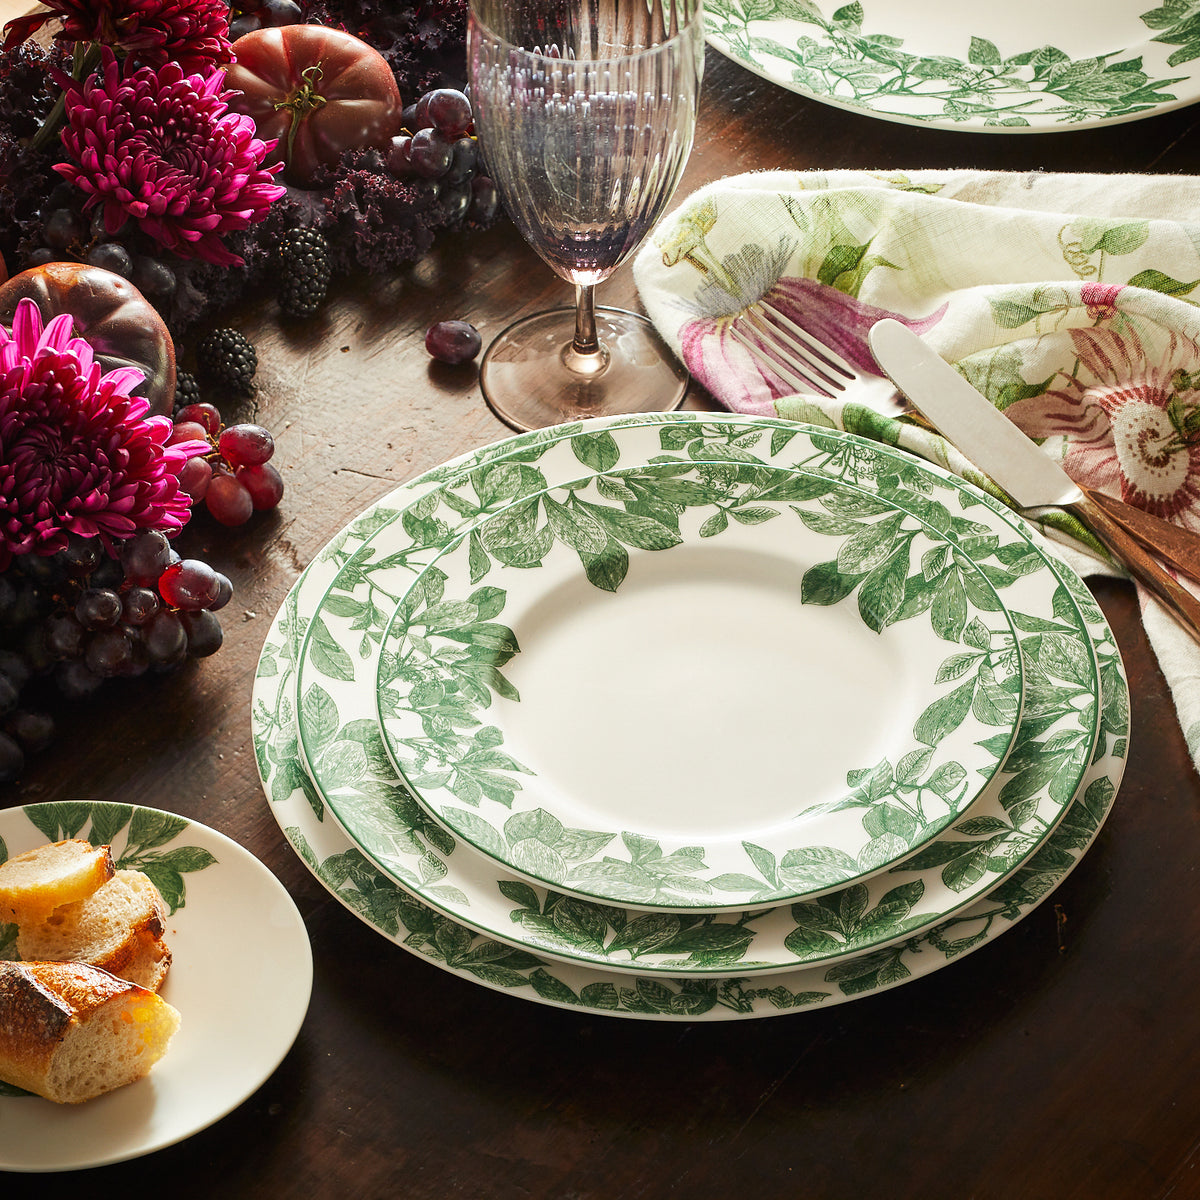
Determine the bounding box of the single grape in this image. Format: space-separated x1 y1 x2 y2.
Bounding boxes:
6 709 54 754
258 0 303 25
75 587 122 630
55 659 103 700
178 456 213 504
410 128 454 179
0 731 23 784
86 241 133 278
0 672 16 717
444 136 478 184
181 609 224 657
121 635 151 678
120 529 173 585
0 650 31 691
438 182 472 223
42 207 85 250
143 610 187 666
56 532 102 577
0 576 14 623
175 402 222 435
210 573 233 611
17 553 66 587
44 612 85 660
91 555 125 590
218 423 275 467
85 627 135 678
236 463 285 511
206 471 255 526
168 419 212 447
468 176 499 224
121 587 161 626
26 247 58 267
426 89 473 138
385 134 414 176
131 255 177 300
22 625 52 675
159 559 222 611
426 320 482 365
229 12 261 37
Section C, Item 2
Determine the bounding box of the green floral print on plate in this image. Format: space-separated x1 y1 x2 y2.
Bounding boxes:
705 0 1200 131
251 419 1127 1016
280 413 1109 978
372 457 1025 911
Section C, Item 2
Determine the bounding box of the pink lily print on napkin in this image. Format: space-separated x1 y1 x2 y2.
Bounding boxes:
658 198 946 415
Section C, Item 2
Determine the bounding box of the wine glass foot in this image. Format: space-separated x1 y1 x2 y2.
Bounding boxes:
479 306 689 432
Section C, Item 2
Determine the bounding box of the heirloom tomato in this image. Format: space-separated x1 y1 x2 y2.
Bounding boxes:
0 263 176 416
225 24 403 188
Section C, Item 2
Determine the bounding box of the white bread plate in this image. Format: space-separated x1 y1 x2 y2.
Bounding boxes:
0 801 312 1172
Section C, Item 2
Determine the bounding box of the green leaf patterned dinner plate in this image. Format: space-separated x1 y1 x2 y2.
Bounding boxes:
705 0 1200 131
282 413 1110 976
253 414 1129 1017
372 457 1025 911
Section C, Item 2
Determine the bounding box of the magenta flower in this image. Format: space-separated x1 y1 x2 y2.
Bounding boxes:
0 298 209 570
53 52 285 268
3 0 233 74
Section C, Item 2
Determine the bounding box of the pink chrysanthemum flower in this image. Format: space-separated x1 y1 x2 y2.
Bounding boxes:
0 297 209 571
53 52 285 268
3 0 233 74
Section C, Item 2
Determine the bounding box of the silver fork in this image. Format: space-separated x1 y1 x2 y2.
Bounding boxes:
728 300 901 409
732 300 1200 586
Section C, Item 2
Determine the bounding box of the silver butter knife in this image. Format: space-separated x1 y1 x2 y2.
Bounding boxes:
869 317 1200 643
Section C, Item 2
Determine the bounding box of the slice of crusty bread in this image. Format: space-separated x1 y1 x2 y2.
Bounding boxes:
16 870 171 990
0 839 114 924
0 960 180 1103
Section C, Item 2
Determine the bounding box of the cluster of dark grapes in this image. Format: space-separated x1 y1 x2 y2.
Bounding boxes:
0 530 233 783
27 181 182 307
385 87 499 228
226 0 305 39
168 402 285 527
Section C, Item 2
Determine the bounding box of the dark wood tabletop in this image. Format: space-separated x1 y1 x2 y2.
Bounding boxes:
6 44 1200 1200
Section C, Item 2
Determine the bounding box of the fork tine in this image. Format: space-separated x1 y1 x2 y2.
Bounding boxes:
743 308 848 393
755 302 859 382
728 322 837 395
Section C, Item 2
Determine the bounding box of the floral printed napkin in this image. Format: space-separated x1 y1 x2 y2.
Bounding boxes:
633 168 1200 770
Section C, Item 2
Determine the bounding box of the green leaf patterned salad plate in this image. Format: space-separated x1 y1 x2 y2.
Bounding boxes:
252 412 1130 1018
281 413 1116 979
705 0 1200 131
372 456 1026 911
0 802 312 1172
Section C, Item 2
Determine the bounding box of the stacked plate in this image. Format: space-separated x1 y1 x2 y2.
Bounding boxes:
252 411 1129 1021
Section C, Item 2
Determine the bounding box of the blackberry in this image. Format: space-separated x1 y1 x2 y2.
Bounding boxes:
196 328 257 395
277 228 332 318
172 370 201 416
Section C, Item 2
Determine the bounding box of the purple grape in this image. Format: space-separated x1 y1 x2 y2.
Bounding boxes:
75 588 122 630
426 89 473 138
425 320 482 365
42 207 84 250
44 613 85 660
120 530 172 585
86 241 133 278
143 610 187 666
386 134 414 176
181 609 224 657
209 574 233 611
56 659 103 700
131 255 177 300
56 532 102 577
159 559 222 611
468 177 499 224
258 0 303 26
85 627 135 678
121 587 161 626
0 649 31 691
6 709 54 754
445 137 478 184
410 128 454 179
438 182 472 223
0 672 16 716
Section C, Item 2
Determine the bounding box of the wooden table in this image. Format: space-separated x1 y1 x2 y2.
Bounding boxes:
7 46 1200 1200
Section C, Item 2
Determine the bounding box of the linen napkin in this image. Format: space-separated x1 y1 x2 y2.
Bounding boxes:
633 168 1200 772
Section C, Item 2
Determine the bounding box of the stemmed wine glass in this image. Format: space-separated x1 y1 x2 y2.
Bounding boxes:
468 0 705 431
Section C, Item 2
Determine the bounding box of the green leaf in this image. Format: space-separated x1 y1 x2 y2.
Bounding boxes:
1078 220 1149 256
579 535 629 592
300 683 341 754
968 35 1002 65
801 560 861 606
498 879 541 912
571 431 621 472
307 616 356 682
1126 268 1200 296
913 676 975 746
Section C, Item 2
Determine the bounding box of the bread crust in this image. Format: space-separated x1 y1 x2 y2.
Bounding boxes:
0 960 179 1103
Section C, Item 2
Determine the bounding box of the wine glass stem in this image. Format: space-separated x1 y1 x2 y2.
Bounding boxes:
565 284 610 378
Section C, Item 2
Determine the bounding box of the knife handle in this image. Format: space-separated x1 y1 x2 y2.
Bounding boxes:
1071 493 1200 643
1081 486 1200 586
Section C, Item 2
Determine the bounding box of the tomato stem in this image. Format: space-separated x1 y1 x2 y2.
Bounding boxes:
273 64 327 172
